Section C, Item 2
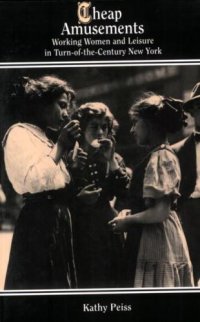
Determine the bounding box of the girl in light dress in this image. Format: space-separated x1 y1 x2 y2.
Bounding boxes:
109 93 194 287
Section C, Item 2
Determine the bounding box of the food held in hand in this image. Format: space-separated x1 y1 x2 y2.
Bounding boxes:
91 139 101 148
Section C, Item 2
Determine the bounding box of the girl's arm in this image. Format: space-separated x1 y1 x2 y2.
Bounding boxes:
109 196 171 232
107 154 131 198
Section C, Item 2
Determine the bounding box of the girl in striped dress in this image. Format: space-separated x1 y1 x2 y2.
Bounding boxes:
109 93 194 288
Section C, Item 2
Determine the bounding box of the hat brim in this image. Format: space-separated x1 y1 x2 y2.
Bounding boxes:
184 95 200 111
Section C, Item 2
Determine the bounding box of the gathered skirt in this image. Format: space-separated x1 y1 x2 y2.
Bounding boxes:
133 211 194 287
5 194 77 290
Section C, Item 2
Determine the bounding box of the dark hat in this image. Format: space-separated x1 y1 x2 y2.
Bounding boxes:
184 82 200 111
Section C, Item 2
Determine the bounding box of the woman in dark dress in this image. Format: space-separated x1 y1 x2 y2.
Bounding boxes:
3 75 81 290
109 94 194 287
69 102 130 288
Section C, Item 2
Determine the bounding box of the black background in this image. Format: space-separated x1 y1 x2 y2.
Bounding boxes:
1 290 200 322
0 291 199 322
0 0 200 61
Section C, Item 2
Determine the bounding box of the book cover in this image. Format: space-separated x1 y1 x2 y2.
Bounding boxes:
0 1 200 321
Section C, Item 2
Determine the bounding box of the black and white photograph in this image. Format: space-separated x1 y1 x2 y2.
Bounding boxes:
0 66 200 321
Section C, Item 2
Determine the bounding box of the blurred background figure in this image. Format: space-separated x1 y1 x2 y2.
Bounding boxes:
173 82 200 286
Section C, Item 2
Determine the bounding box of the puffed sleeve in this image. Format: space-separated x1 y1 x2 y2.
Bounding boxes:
3 125 70 194
143 148 181 199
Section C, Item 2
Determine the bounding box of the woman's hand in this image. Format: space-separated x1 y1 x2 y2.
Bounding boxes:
98 139 114 161
108 209 131 232
49 121 81 164
77 184 102 205
98 138 119 171
58 120 81 150
68 147 88 170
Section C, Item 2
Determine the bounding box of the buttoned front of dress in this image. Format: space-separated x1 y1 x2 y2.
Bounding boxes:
70 150 130 288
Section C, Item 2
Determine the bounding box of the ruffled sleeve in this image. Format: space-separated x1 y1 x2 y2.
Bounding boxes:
143 148 181 199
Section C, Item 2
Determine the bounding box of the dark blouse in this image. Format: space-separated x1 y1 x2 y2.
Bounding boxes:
69 151 130 288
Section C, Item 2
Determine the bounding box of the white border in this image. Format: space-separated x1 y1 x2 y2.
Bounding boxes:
0 287 200 296
0 59 200 68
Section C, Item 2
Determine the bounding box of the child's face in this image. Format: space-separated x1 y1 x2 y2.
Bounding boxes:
84 117 109 146
130 116 149 146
